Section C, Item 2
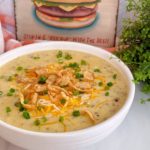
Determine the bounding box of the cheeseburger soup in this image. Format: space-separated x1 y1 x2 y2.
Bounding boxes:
0 50 128 132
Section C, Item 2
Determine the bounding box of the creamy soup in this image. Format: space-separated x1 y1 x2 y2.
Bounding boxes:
0 50 128 132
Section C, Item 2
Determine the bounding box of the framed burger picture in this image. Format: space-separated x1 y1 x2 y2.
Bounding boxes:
14 0 119 48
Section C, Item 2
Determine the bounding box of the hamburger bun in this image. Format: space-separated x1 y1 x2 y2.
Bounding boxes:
36 10 96 28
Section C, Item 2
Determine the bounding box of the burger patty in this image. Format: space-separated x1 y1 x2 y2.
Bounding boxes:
36 5 97 18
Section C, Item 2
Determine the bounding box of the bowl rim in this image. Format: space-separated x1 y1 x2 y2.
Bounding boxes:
0 41 135 137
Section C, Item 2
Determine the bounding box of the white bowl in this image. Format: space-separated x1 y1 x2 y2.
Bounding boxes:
0 42 135 150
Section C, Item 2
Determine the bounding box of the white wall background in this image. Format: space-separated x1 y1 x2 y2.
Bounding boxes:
0 0 15 33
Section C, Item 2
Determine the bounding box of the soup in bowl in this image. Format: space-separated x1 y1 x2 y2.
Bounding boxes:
0 42 135 150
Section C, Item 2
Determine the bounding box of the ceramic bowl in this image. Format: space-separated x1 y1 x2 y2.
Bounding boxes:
0 42 135 150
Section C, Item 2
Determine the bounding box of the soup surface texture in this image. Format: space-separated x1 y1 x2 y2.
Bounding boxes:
0 50 128 132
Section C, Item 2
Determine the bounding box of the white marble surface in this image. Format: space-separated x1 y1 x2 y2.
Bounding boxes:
0 85 150 150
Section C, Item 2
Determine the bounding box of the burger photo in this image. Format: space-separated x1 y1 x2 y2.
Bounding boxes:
33 0 101 29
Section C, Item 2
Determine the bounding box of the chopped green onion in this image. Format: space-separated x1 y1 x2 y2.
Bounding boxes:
56 51 63 58
75 72 84 79
15 102 25 112
68 62 79 69
43 90 48 94
60 99 66 105
64 53 72 60
105 86 110 90
7 76 13 81
6 107 11 113
107 82 113 87
0 91 3 96
38 76 47 84
15 102 21 107
65 62 80 71
41 116 47 123
23 111 30 119
105 92 110 96
113 74 117 79
7 88 15 96
16 66 23 71
59 116 64 123
34 119 41 126
7 93 13 96
81 60 87 65
98 82 103 86
73 90 80 96
9 88 15 93
72 110 80 117
94 68 100 72
24 99 29 104
20 106 25 112
33 56 40 60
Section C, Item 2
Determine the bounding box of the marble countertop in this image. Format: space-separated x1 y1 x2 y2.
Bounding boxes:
0 85 150 150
